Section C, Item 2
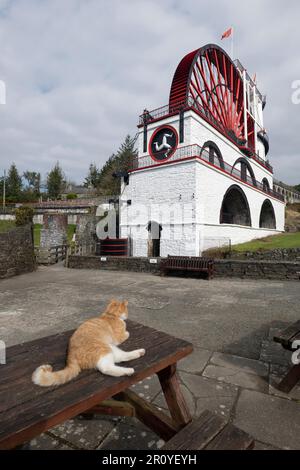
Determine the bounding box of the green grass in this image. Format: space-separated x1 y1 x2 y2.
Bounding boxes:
34 224 77 246
233 232 300 252
34 223 42 246
0 220 16 233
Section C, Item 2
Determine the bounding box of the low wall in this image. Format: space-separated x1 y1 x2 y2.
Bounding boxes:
67 255 161 274
230 247 300 261
0 224 36 279
67 255 300 281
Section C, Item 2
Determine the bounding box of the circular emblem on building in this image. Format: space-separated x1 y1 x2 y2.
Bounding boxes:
149 125 178 162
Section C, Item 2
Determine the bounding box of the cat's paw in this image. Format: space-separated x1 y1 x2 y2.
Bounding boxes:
125 368 135 376
137 349 145 357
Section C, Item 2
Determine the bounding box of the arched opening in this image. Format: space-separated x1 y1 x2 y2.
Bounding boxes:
201 141 225 170
259 200 276 229
262 178 270 192
220 185 252 226
147 221 162 257
232 157 256 186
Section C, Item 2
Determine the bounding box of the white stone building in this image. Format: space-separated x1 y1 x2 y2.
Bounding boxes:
120 44 285 257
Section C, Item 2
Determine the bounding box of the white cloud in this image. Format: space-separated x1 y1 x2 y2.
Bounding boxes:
0 0 299 185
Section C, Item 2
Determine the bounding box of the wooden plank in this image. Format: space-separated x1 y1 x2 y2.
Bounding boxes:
205 422 254 450
85 399 135 417
116 390 180 441
157 364 192 427
274 320 300 348
277 365 300 393
0 320 193 449
163 410 227 450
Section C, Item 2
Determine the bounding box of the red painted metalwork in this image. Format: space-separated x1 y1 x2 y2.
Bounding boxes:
169 44 249 150
148 124 178 162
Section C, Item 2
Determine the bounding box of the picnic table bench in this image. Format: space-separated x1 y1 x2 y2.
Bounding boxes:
273 320 300 393
160 256 214 280
0 320 252 450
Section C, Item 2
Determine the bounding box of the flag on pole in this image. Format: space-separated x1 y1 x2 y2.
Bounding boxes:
221 27 233 40
252 73 257 83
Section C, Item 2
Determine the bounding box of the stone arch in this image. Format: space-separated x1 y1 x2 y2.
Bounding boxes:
201 141 225 170
259 199 276 229
262 178 270 192
232 157 256 186
220 185 252 226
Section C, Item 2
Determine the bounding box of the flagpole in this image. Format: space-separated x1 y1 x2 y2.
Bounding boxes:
231 26 234 59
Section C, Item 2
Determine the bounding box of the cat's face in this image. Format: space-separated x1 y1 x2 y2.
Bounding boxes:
106 299 128 320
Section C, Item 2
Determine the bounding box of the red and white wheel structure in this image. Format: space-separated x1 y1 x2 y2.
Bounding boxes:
169 44 254 153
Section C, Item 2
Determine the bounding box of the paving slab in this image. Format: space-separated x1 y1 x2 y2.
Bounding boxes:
203 364 269 393
254 440 280 450
50 416 116 450
234 389 300 449
260 339 292 366
177 347 212 374
130 374 162 402
209 352 269 376
97 421 164 450
30 433 72 450
180 372 239 419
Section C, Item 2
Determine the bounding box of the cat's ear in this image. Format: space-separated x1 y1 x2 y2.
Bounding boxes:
106 299 118 312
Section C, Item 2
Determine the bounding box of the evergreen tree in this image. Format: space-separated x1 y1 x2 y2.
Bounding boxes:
47 162 66 199
23 171 41 195
294 184 300 193
96 135 138 195
84 163 101 189
6 163 22 201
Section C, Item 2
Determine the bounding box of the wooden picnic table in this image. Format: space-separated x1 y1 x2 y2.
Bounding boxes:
0 320 193 449
273 320 300 393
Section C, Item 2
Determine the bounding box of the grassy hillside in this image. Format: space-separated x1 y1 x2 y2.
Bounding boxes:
233 232 300 252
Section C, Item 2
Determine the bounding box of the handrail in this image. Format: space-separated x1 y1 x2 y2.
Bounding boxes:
139 100 273 174
130 143 284 202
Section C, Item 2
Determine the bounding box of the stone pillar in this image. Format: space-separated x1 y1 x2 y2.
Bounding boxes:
75 212 97 245
40 213 68 248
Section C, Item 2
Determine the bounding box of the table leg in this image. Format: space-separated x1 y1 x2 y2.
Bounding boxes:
277 364 300 393
157 364 192 428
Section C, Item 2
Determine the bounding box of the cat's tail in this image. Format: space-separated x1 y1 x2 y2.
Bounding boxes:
32 361 80 387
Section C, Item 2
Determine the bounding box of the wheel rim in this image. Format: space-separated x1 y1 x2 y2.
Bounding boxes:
169 44 246 146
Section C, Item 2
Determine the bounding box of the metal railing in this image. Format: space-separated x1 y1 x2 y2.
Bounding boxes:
35 244 68 265
139 99 273 173
130 144 284 202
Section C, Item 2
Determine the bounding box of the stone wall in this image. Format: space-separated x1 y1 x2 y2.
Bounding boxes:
75 213 97 245
67 255 300 281
230 248 300 262
0 224 36 279
40 213 68 247
67 255 161 274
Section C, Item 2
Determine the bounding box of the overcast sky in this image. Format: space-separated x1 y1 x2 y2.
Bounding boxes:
0 0 299 185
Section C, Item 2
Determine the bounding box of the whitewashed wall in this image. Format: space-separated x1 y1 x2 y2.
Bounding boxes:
120 157 285 257
138 110 273 188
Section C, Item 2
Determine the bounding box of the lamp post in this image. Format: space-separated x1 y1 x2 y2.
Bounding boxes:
2 169 6 212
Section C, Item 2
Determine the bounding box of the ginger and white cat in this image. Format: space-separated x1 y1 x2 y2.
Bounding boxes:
32 299 145 387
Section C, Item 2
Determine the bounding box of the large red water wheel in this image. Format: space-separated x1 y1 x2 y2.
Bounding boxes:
169 44 247 147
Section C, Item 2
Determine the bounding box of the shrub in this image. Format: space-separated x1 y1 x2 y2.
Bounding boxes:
66 193 78 200
15 206 35 226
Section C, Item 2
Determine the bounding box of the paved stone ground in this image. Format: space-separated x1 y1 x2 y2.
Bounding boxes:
1 264 300 450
